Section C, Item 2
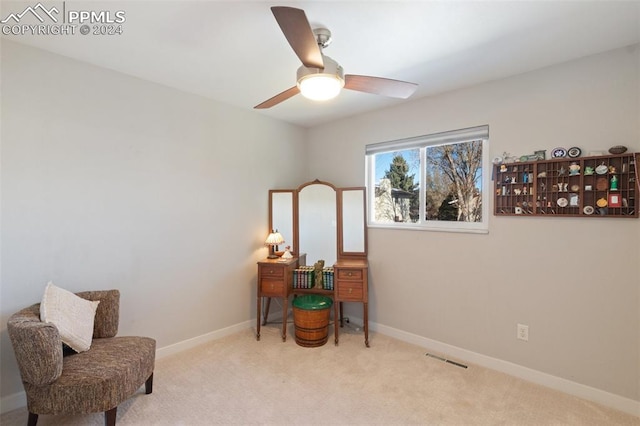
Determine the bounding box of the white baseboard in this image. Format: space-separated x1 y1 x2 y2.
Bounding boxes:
156 320 253 359
367 319 640 418
3 318 638 418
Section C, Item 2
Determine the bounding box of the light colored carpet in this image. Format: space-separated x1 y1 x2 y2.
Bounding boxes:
2 322 639 425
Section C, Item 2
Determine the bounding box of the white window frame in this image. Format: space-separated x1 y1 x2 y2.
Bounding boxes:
365 125 490 234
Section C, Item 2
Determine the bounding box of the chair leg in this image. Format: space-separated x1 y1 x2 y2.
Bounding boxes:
104 407 117 426
27 412 38 426
145 372 154 394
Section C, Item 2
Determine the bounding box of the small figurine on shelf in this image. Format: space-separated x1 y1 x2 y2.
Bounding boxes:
313 260 325 289
569 162 580 176
523 186 528 195
500 164 507 173
281 245 293 259
584 166 594 175
511 176 516 184
610 175 619 191
558 166 566 176
609 165 617 174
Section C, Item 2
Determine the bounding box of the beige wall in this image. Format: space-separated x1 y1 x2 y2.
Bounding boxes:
1 38 639 408
307 45 640 401
0 41 307 399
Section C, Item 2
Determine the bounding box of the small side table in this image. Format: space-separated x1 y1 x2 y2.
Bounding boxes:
256 256 302 342
333 259 369 347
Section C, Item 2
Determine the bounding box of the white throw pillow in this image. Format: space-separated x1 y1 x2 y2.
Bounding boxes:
40 282 100 353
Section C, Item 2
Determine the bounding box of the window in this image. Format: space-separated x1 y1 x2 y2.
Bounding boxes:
365 125 489 233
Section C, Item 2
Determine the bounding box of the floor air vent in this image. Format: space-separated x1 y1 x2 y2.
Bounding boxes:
425 353 468 369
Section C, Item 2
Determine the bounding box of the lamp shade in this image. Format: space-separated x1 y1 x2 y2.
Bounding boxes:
264 231 285 246
265 231 285 259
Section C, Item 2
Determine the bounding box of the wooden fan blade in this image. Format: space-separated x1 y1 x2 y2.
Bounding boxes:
271 6 324 69
254 86 300 109
344 75 418 99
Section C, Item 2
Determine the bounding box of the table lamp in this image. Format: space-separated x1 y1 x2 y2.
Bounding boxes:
264 230 285 259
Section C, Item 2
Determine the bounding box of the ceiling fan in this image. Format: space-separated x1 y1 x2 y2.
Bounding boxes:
254 6 418 109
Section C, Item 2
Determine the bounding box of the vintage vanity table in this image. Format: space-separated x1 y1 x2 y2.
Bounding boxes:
256 180 369 346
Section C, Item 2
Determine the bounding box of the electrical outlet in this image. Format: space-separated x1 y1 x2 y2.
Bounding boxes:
517 324 529 341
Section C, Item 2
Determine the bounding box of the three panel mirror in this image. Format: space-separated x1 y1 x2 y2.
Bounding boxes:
268 180 367 264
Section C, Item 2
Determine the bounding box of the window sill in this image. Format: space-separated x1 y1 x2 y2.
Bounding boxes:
368 223 489 234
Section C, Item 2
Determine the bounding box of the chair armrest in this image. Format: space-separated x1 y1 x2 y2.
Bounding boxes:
7 305 63 386
76 289 120 338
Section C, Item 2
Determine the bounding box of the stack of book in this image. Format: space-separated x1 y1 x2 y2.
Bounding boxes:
322 267 334 290
293 266 315 289
292 266 335 290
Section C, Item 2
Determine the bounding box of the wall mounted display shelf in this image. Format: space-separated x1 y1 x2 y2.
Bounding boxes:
494 153 638 218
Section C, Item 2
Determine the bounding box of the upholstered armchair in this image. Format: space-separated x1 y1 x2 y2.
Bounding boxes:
7 289 156 426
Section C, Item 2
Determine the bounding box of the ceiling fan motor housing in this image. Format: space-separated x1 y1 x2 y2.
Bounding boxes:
296 55 344 84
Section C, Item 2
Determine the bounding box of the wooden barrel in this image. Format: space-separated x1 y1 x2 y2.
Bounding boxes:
292 295 333 347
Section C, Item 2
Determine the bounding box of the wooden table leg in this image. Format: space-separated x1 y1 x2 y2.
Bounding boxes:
256 295 261 341
262 297 271 326
282 297 287 342
364 302 369 348
340 302 344 327
334 302 339 346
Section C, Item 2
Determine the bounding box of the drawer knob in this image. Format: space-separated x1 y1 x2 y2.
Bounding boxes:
348 288 353 294
347 272 353 277
269 269 274 274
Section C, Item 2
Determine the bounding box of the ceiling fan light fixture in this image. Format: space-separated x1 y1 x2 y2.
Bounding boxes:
296 55 344 101
298 74 344 101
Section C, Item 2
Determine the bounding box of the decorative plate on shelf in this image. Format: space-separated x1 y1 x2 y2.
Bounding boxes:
608 145 627 154
595 164 608 175
492 156 503 164
570 184 580 192
596 177 608 191
583 206 594 215
567 147 581 158
557 197 568 207
596 198 608 208
551 147 567 158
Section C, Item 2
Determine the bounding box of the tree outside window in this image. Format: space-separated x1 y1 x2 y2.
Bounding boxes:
426 140 483 222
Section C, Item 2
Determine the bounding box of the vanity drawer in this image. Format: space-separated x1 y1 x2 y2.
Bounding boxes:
336 268 363 280
261 279 285 296
260 265 285 278
336 281 363 301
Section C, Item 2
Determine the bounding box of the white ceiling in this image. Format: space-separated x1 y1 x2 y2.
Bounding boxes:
3 1 640 127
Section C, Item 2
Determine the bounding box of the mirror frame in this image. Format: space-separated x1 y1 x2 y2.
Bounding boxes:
337 187 368 260
269 180 368 263
268 189 297 255
295 179 338 264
